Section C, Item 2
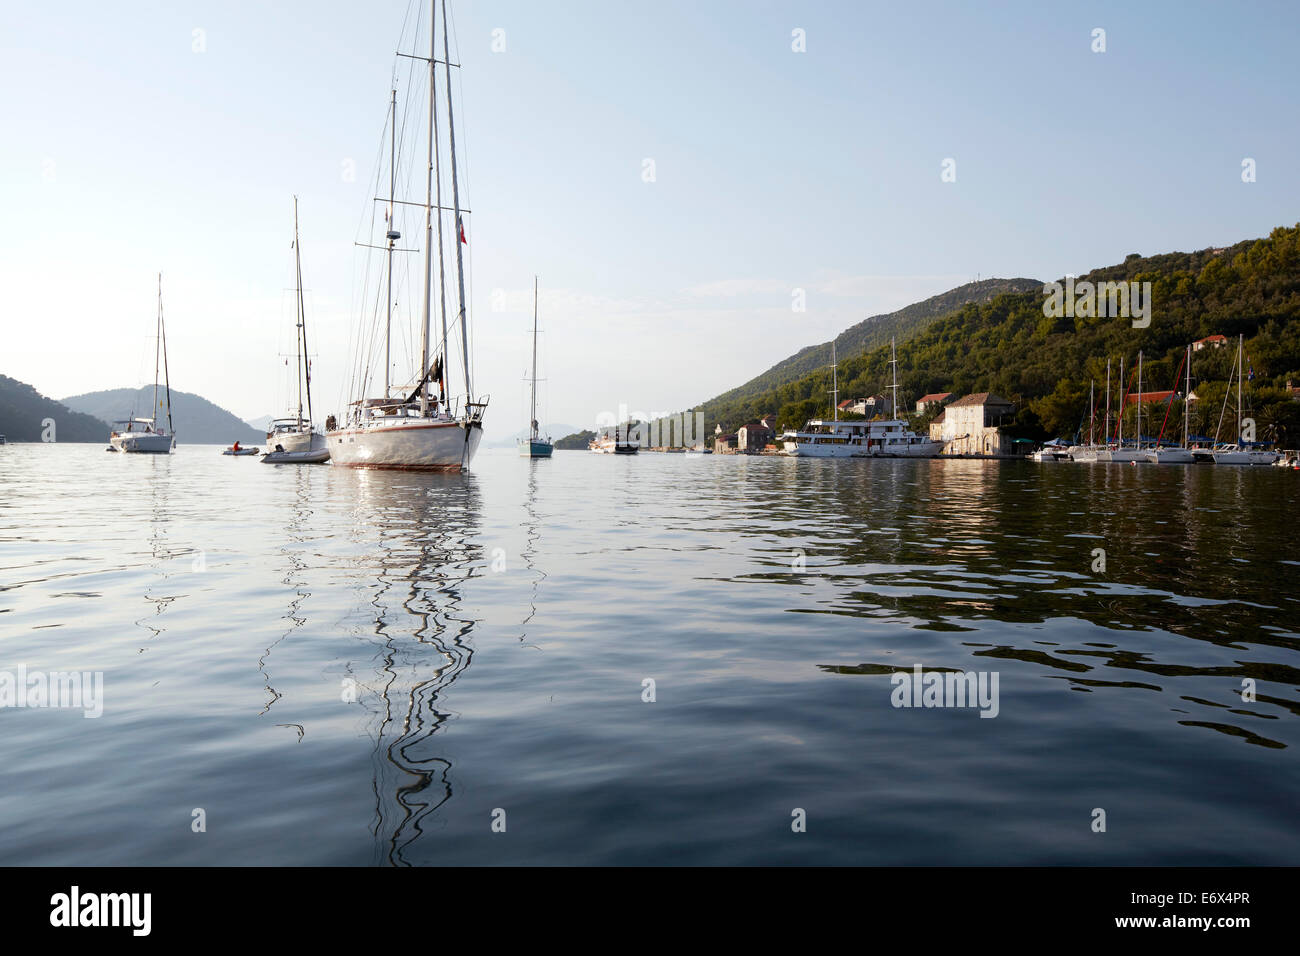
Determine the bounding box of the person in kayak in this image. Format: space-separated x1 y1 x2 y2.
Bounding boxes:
233 440 241 452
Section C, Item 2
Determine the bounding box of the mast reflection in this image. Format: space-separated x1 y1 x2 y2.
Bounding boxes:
340 469 483 866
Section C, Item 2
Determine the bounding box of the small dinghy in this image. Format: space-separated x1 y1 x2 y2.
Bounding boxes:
223 445 260 456
261 447 330 464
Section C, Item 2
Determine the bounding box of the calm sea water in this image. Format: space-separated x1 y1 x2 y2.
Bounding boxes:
1 443 1298 865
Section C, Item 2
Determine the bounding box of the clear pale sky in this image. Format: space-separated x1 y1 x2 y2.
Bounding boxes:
3 0 1296 428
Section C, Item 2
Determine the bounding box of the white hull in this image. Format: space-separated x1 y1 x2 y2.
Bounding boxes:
262 447 330 464
266 428 326 455
793 440 944 458
787 417 942 458
110 432 174 454
1212 450 1279 465
1146 447 1195 464
1094 447 1144 463
327 418 481 471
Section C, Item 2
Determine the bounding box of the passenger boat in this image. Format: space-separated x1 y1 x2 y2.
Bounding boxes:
109 274 175 454
327 0 487 472
785 419 944 457
785 338 943 458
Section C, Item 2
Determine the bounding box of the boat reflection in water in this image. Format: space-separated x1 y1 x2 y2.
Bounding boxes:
336 467 483 866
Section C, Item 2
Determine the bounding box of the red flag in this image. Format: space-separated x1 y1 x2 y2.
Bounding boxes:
458 216 466 244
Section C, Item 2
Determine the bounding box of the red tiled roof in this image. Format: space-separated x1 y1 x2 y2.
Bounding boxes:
1195 334 1228 344
918 392 952 403
947 392 1013 408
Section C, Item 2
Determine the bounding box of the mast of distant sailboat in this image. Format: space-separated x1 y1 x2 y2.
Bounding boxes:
530 276 539 440
159 274 172 435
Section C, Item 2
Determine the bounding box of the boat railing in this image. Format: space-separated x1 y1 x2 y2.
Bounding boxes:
465 395 490 424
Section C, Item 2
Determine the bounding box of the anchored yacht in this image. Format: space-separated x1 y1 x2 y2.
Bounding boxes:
109 274 175 454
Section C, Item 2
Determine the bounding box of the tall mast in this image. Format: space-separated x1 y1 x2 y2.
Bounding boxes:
419 3 436 416
431 35 449 410
1088 379 1094 446
385 88 397 399
442 0 471 401
158 273 172 435
828 341 839 421
1137 350 1143 448
1184 343 1191 446
293 197 304 424
1237 333 1244 442
1104 358 1110 447
890 336 900 419
153 273 162 427
294 197 313 427
530 275 539 439
1117 356 1124 443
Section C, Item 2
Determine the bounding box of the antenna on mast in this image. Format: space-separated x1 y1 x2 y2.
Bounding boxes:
826 342 839 421
889 336 901 419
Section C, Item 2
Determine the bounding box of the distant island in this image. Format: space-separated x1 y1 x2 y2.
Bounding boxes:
555 429 597 450
60 387 264 444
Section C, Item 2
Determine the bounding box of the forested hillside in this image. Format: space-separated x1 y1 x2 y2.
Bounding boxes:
0 375 108 442
695 277 1041 424
707 225 1300 446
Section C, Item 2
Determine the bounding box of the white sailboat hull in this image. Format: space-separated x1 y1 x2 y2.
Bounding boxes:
110 432 174 454
327 418 481 471
1212 450 1279 465
1146 447 1195 464
266 428 325 455
1094 447 1144 463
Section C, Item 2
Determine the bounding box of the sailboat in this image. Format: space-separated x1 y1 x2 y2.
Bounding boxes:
264 198 330 464
328 0 487 471
109 274 175 454
1146 344 1195 463
1211 333 1278 465
1065 378 1098 461
1096 354 1144 463
518 276 553 458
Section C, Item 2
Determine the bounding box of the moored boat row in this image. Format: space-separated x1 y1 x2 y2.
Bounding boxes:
1032 336 1283 466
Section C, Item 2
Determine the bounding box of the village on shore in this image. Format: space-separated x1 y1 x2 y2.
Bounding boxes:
612 332 1300 466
